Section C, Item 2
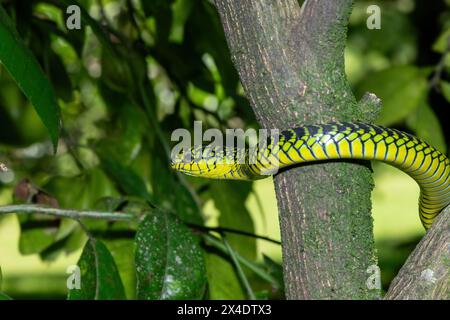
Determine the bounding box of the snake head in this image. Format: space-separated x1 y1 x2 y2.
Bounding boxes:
171 145 248 179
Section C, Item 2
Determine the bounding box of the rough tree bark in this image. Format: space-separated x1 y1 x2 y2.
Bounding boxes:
215 0 381 299
385 206 449 300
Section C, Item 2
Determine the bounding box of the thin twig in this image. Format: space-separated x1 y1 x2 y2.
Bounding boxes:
0 205 135 221
96 0 108 25
202 233 280 286
0 204 279 246
188 223 281 245
222 236 256 300
60 128 85 171
76 218 95 240
430 35 450 90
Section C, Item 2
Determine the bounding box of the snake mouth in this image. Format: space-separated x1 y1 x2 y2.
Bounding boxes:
170 161 203 177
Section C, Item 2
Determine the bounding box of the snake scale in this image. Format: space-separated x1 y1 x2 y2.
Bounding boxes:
172 122 450 229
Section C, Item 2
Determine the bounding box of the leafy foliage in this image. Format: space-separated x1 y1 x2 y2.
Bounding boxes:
0 0 449 299
0 267 11 300
135 210 206 299
68 238 126 300
0 4 60 149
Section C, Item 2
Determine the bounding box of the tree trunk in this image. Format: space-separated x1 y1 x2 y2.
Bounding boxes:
384 206 450 300
215 0 381 299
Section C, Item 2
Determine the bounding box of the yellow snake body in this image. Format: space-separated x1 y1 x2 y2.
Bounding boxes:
172 122 450 229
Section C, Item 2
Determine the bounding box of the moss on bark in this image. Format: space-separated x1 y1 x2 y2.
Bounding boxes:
215 0 381 299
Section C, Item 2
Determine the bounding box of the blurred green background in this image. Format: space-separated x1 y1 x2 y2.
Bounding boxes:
0 0 449 299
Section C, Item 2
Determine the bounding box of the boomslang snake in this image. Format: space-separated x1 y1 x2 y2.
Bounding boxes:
172 122 450 229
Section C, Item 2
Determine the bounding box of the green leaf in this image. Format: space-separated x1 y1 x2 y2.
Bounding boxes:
440 81 450 103
0 267 11 299
135 210 207 300
141 0 173 41
95 198 137 299
141 0 173 16
96 101 145 164
150 152 202 224
210 181 256 260
101 49 134 93
262 255 284 294
205 253 245 299
45 169 118 210
0 292 12 300
19 216 57 255
188 1 240 96
100 156 154 203
432 28 450 53
203 234 279 298
68 239 126 300
46 48 73 102
0 5 60 150
169 0 194 43
356 66 428 126
18 214 59 255
222 237 255 299
103 238 136 299
406 102 447 154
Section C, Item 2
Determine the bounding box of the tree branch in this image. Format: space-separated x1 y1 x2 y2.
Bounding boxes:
384 206 450 300
215 0 379 299
0 205 135 220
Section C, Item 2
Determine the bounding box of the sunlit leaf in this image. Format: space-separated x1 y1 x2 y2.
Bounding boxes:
18 215 59 255
432 28 450 53
103 238 136 299
68 239 126 300
0 5 60 150
135 210 206 299
406 102 447 154
169 0 194 43
0 267 10 300
440 81 450 103
0 266 3 291
210 181 256 260
0 292 12 300
205 253 245 299
188 1 239 96
95 199 137 299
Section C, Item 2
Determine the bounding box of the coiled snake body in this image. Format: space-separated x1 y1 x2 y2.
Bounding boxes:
172 122 450 229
